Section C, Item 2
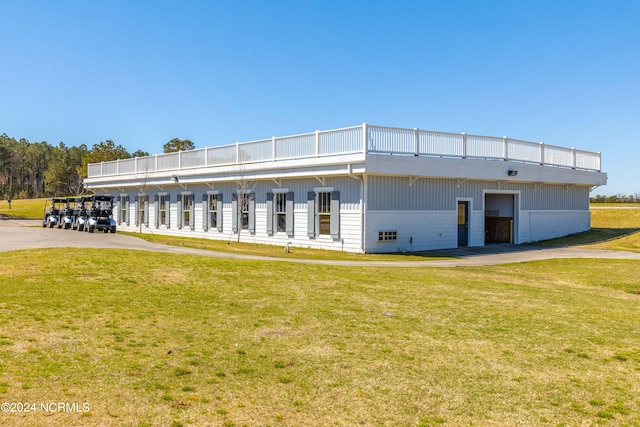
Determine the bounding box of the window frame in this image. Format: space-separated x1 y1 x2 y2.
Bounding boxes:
240 194 250 230
208 193 217 230
137 194 147 226
159 194 168 226
119 194 129 226
317 191 331 236
275 192 287 233
378 230 398 241
182 193 192 228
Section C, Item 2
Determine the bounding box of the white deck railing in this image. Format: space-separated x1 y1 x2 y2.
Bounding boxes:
87 124 602 178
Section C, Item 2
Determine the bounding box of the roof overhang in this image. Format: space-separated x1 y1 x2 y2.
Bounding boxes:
84 152 607 191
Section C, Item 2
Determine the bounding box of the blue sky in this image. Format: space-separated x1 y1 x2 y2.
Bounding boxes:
1 0 638 196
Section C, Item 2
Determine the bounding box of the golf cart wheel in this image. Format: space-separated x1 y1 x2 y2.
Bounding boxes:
110 226 116 233
88 225 95 233
78 225 84 232
49 223 54 228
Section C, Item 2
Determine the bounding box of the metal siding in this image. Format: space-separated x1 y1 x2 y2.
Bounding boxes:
519 184 589 211
368 176 455 211
367 176 589 212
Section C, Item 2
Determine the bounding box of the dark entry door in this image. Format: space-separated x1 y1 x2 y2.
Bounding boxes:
457 201 469 247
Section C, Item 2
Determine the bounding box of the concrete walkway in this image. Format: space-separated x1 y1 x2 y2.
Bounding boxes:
2 218 640 267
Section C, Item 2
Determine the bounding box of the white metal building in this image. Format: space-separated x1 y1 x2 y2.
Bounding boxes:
83 124 607 253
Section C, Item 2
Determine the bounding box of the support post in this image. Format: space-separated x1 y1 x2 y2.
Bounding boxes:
503 136 509 161
362 122 368 155
462 133 467 158
272 136 276 161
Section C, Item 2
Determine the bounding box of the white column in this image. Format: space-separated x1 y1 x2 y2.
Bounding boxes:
362 123 368 155
272 136 277 161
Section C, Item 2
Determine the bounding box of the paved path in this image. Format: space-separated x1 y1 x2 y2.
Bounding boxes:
2 218 640 267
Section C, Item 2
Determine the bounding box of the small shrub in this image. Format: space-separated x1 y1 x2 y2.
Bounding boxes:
174 367 191 376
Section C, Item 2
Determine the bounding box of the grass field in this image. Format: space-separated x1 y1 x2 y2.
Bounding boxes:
539 206 640 253
0 198 48 220
1 250 639 426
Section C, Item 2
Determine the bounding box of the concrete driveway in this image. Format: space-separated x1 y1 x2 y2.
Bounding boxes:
2 218 640 267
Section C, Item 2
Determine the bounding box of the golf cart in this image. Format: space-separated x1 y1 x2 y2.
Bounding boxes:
42 198 66 228
59 198 76 229
73 196 91 231
87 195 116 233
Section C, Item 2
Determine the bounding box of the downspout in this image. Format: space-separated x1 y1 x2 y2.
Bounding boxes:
347 164 366 253
361 175 367 253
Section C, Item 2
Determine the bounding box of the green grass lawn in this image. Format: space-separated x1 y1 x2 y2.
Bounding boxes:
123 232 453 262
0 198 48 220
1 249 639 426
539 206 640 253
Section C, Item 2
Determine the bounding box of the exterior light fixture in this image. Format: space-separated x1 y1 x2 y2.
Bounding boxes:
508 170 518 177
172 175 179 183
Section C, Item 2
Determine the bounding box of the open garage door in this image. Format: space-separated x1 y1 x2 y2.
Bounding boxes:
485 193 516 244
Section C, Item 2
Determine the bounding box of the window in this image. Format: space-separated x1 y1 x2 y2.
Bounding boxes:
240 195 250 230
232 192 254 234
275 193 287 233
137 194 147 226
308 190 339 239
267 191 293 236
318 191 331 235
159 195 168 226
208 194 217 229
120 195 128 225
378 231 398 241
182 194 192 228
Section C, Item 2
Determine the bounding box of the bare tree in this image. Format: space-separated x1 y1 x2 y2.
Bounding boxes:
233 159 256 243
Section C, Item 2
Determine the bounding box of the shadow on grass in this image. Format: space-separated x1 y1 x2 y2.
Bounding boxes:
537 228 640 247
122 231 458 261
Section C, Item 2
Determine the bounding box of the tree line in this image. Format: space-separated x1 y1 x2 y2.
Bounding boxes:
591 194 640 203
0 134 193 199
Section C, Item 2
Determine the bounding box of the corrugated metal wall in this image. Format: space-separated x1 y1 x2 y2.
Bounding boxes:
367 176 456 211
367 176 590 211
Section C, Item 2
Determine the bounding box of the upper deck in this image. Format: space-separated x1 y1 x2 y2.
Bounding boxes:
84 123 604 187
